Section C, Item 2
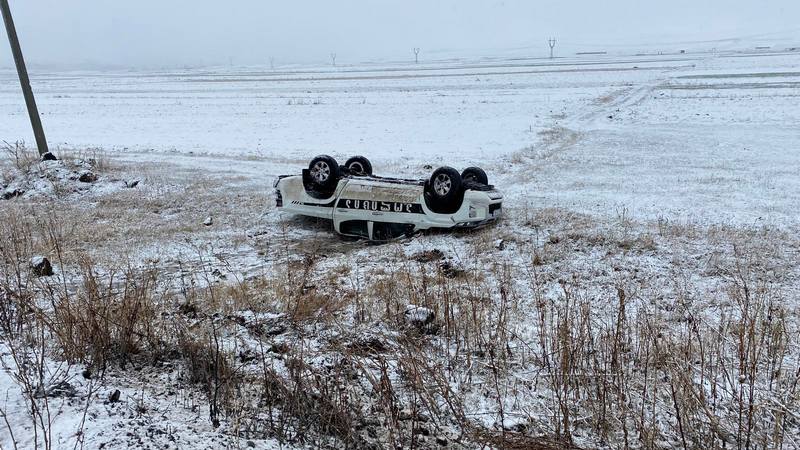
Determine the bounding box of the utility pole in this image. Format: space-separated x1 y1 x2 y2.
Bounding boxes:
1 0 49 156
330 53 336 66
548 37 556 59
413 47 420 63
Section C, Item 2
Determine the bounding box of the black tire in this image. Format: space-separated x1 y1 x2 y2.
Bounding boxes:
344 156 373 176
461 167 488 185
308 155 340 190
428 166 462 208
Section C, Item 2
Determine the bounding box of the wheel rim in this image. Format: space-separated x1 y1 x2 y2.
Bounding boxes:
433 174 452 196
349 162 364 175
311 161 330 182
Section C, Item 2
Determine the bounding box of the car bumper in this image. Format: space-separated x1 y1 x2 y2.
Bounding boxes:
455 203 502 228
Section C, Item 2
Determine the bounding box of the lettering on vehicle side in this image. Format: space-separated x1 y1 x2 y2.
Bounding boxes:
336 199 423 214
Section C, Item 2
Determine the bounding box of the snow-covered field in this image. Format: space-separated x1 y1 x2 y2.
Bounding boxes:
3 50 798 224
2 50 800 449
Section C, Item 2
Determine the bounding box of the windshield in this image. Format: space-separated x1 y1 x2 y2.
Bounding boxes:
339 220 369 238
372 222 414 240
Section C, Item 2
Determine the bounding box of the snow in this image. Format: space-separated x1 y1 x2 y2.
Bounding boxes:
0 343 283 449
2 48 800 448
3 50 796 225
29 255 46 267
0 56 674 161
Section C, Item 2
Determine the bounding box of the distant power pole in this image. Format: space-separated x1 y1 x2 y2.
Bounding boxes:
1 0 49 156
413 47 420 63
548 38 556 59
270 56 275 70
330 53 336 66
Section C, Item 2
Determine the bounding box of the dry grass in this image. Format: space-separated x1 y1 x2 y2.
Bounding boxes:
2 140 39 173
2 151 799 448
59 148 114 172
3 210 798 448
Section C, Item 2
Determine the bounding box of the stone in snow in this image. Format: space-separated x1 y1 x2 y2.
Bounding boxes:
203 216 213 226
404 304 434 326
2 187 24 200
501 417 528 432
126 179 140 188
78 171 97 183
40 152 58 161
30 256 54 277
34 380 76 398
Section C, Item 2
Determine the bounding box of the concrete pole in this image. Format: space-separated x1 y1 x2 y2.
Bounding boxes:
1 0 49 155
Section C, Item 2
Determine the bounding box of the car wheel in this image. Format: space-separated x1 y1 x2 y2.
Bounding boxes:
345 156 373 176
461 167 488 185
308 155 340 190
428 166 462 207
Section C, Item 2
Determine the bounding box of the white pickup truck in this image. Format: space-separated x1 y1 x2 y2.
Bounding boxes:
274 155 503 241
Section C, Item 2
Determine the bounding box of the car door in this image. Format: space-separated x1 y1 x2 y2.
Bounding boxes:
333 179 425 231
333 180 391 232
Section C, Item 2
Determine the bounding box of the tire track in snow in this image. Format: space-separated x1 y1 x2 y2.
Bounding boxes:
568 82 658 129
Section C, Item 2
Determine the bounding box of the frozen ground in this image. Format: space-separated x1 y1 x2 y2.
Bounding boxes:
1 49 800 449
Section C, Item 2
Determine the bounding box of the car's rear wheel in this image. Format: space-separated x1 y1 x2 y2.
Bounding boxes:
345 156 373 176
308 155 340 190
427 166 462 210
461 166 488 185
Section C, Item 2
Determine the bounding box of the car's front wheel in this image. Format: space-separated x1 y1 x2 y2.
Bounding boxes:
308 155 340 190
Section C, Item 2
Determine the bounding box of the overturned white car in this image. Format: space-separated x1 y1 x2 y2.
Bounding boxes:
274 155 503 241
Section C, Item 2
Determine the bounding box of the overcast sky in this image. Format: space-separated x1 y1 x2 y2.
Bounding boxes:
2 0 799 68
